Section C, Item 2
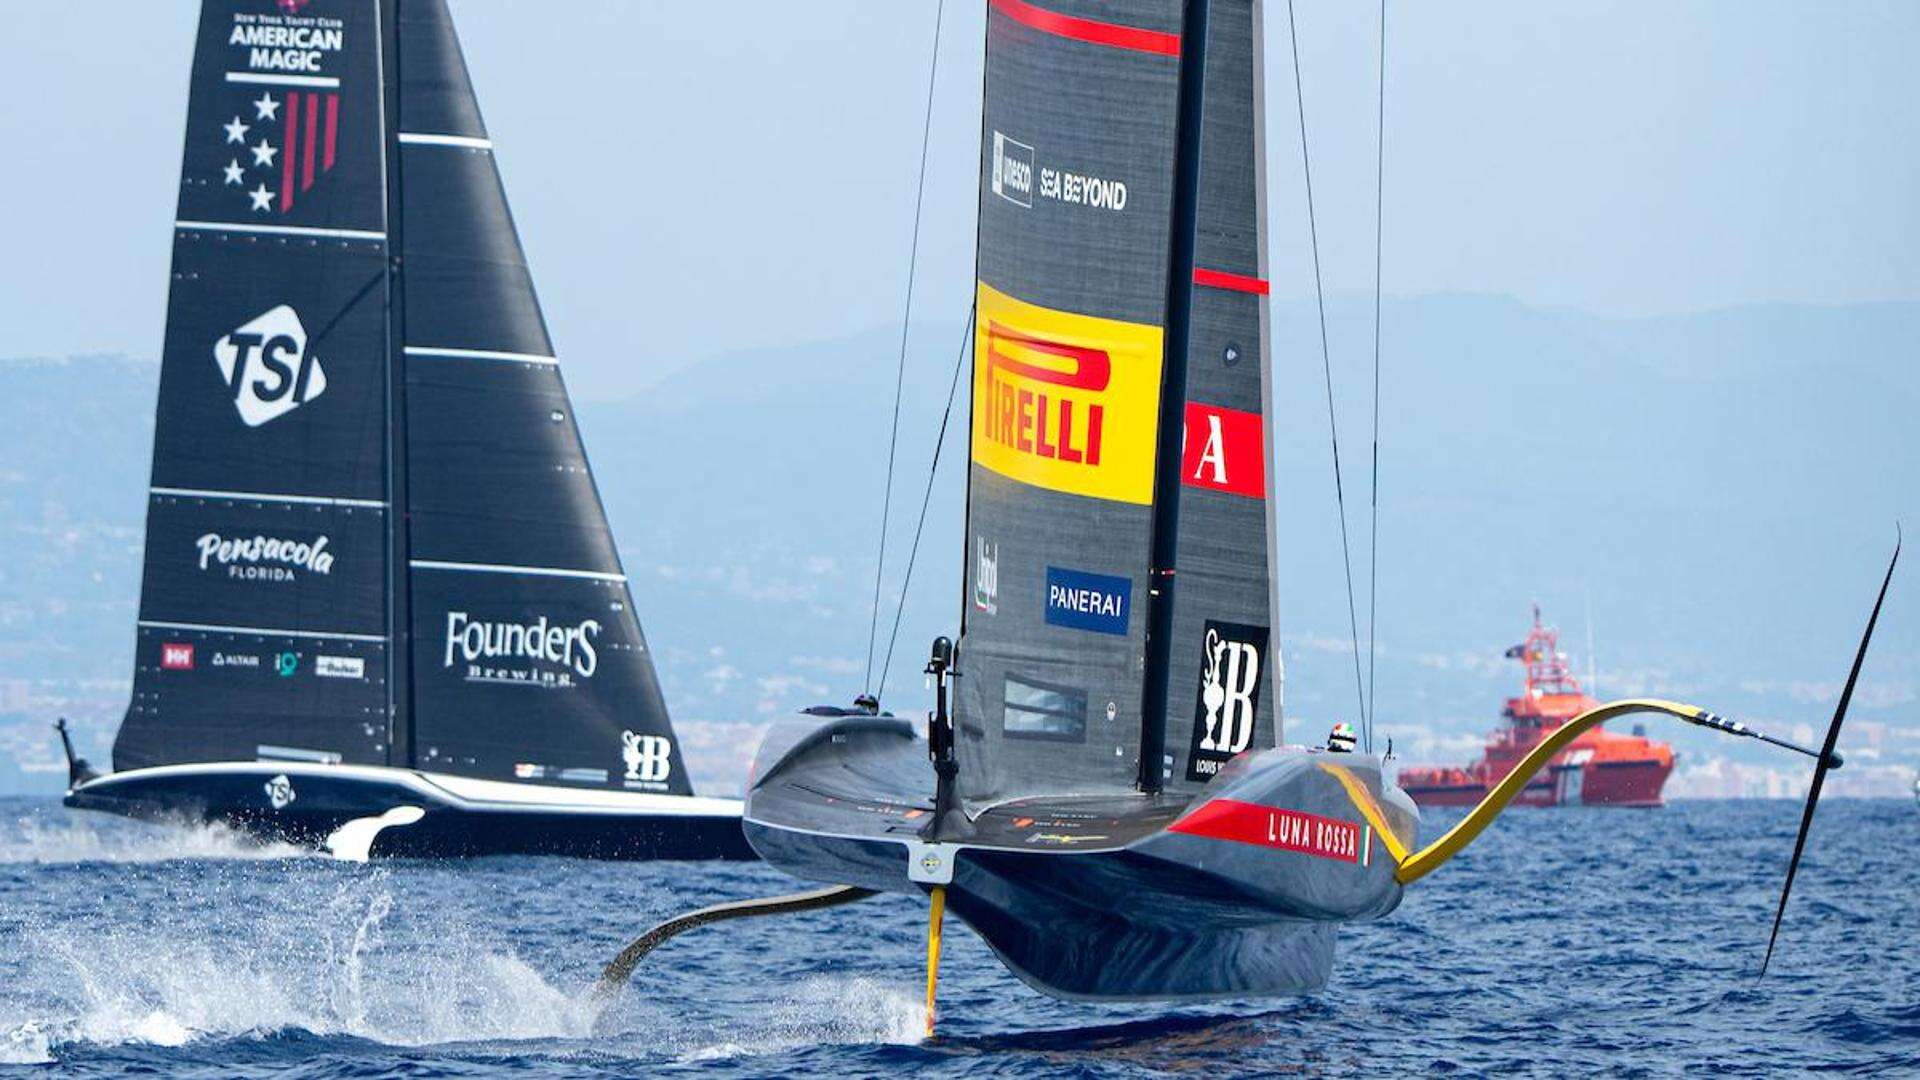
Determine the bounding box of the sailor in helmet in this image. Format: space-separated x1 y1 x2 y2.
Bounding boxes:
1326 721 1357 753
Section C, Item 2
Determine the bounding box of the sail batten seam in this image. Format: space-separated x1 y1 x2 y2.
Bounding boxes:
402 346 557 365
150 486 387 509
409 559 625 582
397 133 493 149
138 620 387 643
225 72 340 89
175 219 386 241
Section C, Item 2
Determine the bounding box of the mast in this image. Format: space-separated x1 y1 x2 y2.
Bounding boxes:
1137 0 1211 794
380 0 414 768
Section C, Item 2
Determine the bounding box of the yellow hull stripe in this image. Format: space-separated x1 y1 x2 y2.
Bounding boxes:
1319 762 1412 864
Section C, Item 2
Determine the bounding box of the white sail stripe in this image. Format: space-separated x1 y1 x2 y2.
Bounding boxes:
176 220 386 241
397 132 493 149
224 72 341 88
138 620 388 643
403 346 558 365
151 486 387 509
409 560 626 582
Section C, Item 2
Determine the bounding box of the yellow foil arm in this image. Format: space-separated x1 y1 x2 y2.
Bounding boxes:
1393 698 1709 885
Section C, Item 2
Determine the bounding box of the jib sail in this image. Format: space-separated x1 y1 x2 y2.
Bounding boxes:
954 0 1278 813
115 0 690 797
395 0 689 795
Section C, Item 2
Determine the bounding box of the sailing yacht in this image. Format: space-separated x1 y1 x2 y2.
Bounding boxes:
737 0 1418 999
59 0 752 860
682 0 1880 1014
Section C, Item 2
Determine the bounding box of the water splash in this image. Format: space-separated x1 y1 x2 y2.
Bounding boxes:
3 868 599 1057
0 810 309 865
666 976 926 1063
0 1018 53 1065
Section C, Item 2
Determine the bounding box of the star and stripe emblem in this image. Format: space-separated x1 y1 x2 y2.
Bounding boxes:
216 88 340 214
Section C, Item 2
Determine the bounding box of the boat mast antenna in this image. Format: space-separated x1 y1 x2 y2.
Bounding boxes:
1364 0 1388 755
864 0 949 703
1286 0 1370 744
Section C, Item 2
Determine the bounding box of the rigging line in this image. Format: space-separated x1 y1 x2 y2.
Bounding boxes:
1365 0 1387 754
879 305 976 702
1286 0 1370 742
864 0 949 695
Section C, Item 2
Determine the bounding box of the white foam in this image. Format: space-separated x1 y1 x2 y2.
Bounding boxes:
0 812 310 865
8 872 600 1056
665 975 926 1062
0 1018 53 1064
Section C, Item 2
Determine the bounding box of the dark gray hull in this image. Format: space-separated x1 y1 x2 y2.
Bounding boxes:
743 713 1419 1001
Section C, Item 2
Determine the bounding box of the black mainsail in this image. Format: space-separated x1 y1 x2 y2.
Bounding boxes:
71 0 740 859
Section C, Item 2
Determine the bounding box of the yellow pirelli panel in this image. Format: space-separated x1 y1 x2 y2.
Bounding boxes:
971 281 1165 505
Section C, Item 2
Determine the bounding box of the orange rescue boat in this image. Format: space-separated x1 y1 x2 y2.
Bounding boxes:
1399 607 1675 807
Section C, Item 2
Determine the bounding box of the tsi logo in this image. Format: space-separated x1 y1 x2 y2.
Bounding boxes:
621 730 674 786
213 305 327 427
991 131 1034 208
263 773 296 810
1185 620 1270 781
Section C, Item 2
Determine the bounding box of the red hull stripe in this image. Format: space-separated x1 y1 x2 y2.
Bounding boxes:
1169 798 1363 864
1193 267 1270 294
990 0 1181 57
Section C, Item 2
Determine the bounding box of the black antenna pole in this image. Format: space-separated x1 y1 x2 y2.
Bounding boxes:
1138 0 1211 794
380 0 414 769
1761 530 1899 975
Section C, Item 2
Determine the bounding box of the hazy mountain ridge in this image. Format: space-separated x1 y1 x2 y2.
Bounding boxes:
1 295 1914 797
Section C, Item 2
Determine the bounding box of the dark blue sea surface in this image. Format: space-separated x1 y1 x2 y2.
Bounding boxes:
1 796 1914 1076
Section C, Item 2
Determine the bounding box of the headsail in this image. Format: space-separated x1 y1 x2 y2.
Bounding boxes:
394 0 689 795
116 0 690 798
955 0 1277 813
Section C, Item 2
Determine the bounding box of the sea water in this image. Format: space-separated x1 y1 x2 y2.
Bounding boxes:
0 796 1913 1076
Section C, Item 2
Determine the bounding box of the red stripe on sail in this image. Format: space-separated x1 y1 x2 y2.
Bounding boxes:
323 94 338 171
989 0 1180 56
280 91 299 212
1193 267 1269 294
302 92 319 191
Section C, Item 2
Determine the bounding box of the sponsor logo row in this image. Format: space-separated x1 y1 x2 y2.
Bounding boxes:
158 642 362 680
156 610 613 691
978 551 1268 782
992 131 1130 213
976 542 1135 637
972 283 1267 505
509 728 675 791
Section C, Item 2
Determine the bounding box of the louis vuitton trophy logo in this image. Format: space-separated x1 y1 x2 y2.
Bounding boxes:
1186 621 1269 782
621 730 673 785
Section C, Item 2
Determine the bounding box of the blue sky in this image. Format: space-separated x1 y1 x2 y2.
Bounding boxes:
1 1 1914 400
